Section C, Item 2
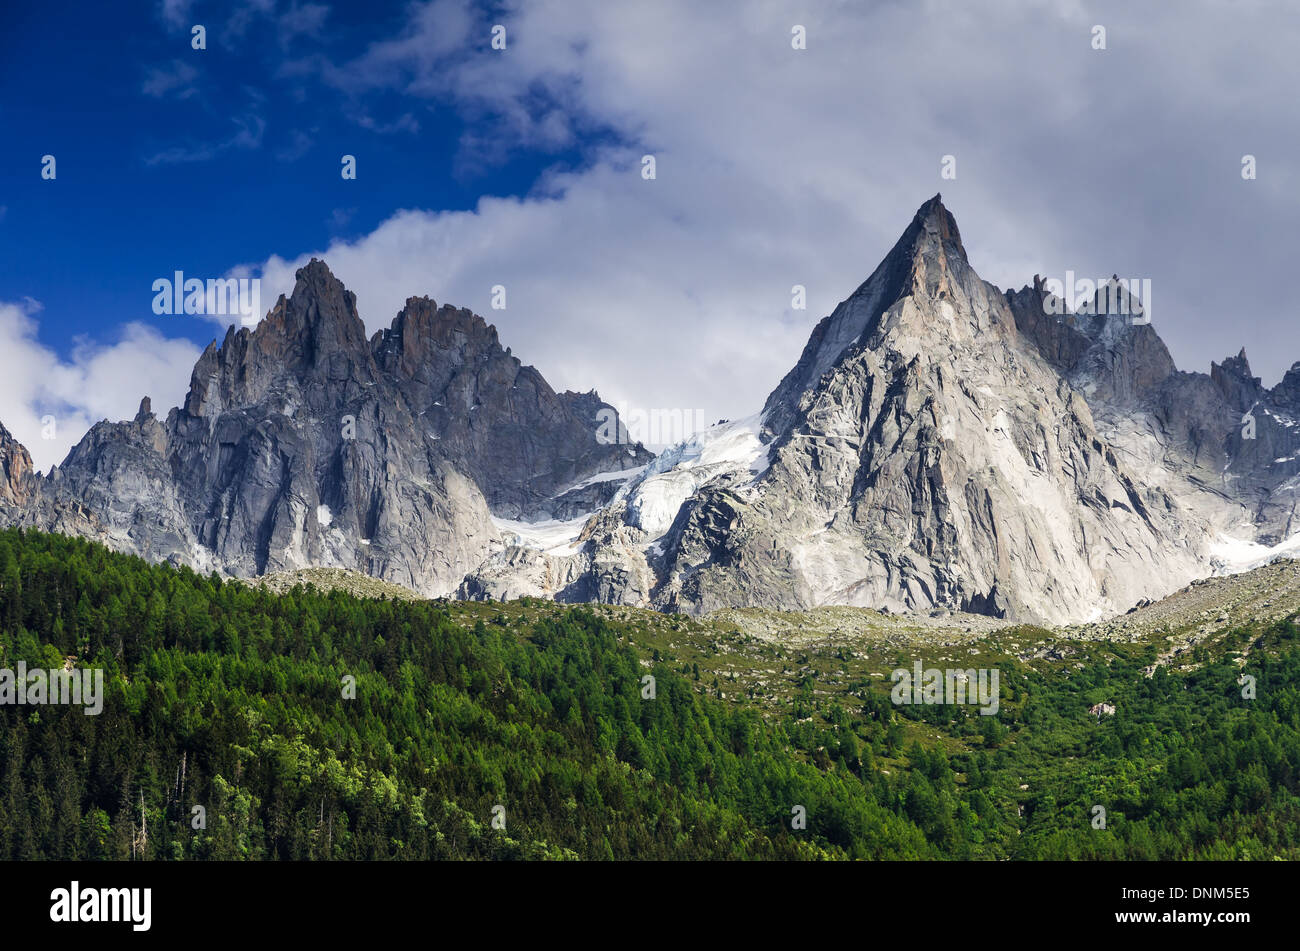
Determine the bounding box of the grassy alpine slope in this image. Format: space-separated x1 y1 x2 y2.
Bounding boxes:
1 528 1298 860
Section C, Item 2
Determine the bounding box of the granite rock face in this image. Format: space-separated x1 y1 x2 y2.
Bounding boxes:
647 197 1211 623
0 260 650 596
467 196 1295 623
1008 276 1300 546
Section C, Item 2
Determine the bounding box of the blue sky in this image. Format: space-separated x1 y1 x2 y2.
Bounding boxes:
0 0 590 353
3 0 1300 472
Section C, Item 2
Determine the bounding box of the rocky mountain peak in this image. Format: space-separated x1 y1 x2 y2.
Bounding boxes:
1008 268 1176 405
373 295 505 384
862 193 969 310
1211 348 1263 409
530 195 1231 624
1 261 651 595
1218 347 1254 379
1272 361 1300 408
909 193 966 262
180 259 380 420
763 195 985 436
255 258 372 366
1076 275 1146 322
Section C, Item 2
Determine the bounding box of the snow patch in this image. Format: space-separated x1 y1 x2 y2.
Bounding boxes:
493 514 592 556
1210 532 1300 574
558 464 648 495
624 413 769 537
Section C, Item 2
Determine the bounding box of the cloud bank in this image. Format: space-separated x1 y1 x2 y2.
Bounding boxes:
246 0 1300 444
0 300 200 472
11 0 1300 463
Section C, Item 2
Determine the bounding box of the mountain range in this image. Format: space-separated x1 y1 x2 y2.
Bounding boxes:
4 195 1298 624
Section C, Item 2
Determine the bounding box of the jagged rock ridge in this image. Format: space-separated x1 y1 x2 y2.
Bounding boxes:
0 261 651 596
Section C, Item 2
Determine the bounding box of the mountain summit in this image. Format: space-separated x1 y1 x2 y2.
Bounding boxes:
763 194 969 436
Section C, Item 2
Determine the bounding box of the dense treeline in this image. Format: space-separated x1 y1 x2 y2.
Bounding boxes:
1004 646 1300 859
0 528 1298 860
0 530 928 859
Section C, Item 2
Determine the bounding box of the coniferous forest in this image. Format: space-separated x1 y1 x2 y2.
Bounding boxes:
1 528 1299 861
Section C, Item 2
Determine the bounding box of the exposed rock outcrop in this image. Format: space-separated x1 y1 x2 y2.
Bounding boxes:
0 260 650 596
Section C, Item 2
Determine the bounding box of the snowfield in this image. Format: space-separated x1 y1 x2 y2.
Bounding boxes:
1211 531 1300 574
492 514 592 556
622 413 770 537
558 464 647 493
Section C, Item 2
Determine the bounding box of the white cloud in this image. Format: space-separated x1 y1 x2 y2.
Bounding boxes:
0 300 201 473
354 112 420 134
241 0 1090 438
242 0 1300 434
278 2 330 48
275 128 314 161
